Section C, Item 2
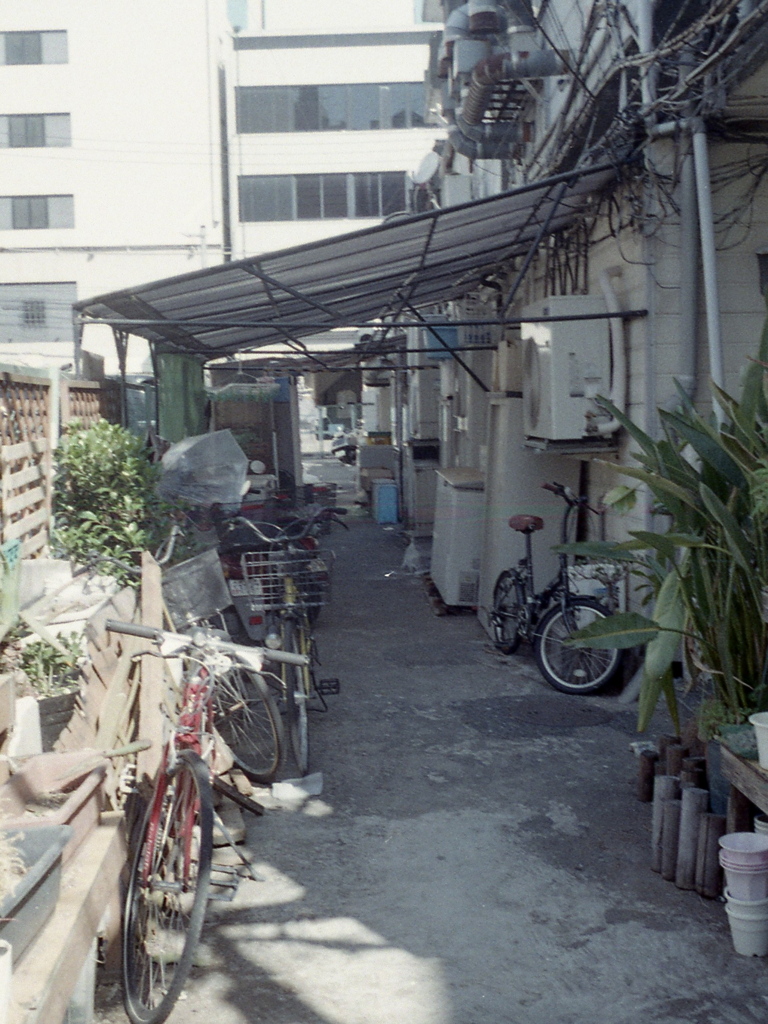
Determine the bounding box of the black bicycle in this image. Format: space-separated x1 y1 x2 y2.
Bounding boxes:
490 481 623 694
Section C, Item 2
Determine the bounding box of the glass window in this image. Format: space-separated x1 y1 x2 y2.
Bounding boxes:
5 32 42 65
8 115 45 147
47 195 74 228
239 176 293 221
391 83 425 128
1 31 67 65
2 114 70 148
239 174 407 221
13 196 48 229
348 84 381 130
41 31 68 64
3 195 74 229
322 175 349 218
22 299 46 327
45 114 71 147
294 86 320 132
381 172 406 216
236 83 425 133
296 176 321 219
318 86 347 131
354 174 380 218
236 86 295 133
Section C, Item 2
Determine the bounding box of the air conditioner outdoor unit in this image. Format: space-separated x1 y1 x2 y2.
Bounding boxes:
521 295 610 440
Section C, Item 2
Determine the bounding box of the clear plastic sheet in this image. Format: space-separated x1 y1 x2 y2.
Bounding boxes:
156 430 248 507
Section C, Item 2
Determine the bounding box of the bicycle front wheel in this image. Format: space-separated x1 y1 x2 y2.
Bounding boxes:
123 750 213 1024
491 570 524 654
281 618 312 775
213 665 284 783
533 597 622 695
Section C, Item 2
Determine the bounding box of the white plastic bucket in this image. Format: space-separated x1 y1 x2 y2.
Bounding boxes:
725 892 768 956
720 858 768 901
754 814 768 835
718 832 768 867
749 712 768 770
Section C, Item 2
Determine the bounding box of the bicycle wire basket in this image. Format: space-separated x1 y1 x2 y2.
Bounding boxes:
232 550 333 611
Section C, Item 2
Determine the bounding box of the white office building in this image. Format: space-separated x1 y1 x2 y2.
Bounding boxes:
0 0 443 375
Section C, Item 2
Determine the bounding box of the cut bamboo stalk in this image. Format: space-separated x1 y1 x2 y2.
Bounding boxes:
638 749 659 802
651 775 680 872
675 787 709 889
696 812 726 898
661 798 682 880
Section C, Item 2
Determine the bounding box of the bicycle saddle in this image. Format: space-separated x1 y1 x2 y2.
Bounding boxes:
508 514 544 533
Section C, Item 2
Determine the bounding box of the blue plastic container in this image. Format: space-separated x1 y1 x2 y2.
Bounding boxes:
373 481 399 524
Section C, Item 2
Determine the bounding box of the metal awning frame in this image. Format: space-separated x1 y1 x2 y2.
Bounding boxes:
75 160 628 376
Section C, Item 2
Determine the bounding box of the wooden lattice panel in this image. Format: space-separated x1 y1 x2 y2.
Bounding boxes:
0 372 50 446
62 379 121 427
1 438 51 557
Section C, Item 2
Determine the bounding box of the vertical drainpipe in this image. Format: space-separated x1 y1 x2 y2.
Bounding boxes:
691 121 726 422
677 134 699 402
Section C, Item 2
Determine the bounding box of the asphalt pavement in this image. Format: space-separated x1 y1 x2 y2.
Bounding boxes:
95 454 768 1024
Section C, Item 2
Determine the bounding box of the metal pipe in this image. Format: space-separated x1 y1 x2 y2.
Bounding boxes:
593 268 627 435
692 123 725 421
78 311 649 330
676 139 698 401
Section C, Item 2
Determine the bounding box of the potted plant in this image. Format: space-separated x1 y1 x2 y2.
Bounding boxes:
565 325 768 739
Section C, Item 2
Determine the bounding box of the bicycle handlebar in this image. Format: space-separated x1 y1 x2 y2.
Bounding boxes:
106 619 310 667
231 506 348 545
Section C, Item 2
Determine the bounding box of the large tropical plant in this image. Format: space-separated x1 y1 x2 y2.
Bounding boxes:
567 324 768 735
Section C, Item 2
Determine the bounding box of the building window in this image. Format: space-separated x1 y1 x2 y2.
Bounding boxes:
0 114 71 147
239 172 407 221
0 31 68 65
236 83 425 133
21 299 46 327
0 195 75 230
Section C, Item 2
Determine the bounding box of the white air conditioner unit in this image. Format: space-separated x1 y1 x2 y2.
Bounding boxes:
522 295 610 440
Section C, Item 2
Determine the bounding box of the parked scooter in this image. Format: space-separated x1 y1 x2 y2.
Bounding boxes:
331 433 358 465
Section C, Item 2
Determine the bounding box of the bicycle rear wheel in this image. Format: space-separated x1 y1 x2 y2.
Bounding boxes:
533 597 622 695
281 617 312 775
123 750 213 1024
491 570 524 654
213 665 284 783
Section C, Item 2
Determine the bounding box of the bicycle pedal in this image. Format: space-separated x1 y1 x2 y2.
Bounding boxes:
316 677 340 695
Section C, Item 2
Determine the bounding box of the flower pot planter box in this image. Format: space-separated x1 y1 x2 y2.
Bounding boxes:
0 751 107 865
0 824 72 963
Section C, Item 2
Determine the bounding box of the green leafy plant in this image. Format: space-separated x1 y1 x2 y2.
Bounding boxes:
566 320 768 736
19 633 83 698
52 420 168 583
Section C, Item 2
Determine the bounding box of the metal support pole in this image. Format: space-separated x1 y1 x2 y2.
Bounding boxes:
692 123 725 423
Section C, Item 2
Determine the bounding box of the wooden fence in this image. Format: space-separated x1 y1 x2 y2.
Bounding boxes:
0 372 120 558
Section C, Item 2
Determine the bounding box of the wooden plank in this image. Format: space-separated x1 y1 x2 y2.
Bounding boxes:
4 486 45 517
4 507 48 540
20 532 47 560
719 745 768 815
3 462 44 493
8 815 126 1024
1 438 47 463
138 552 164 784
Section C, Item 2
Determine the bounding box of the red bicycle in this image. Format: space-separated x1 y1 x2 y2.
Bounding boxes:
106 619 308 1024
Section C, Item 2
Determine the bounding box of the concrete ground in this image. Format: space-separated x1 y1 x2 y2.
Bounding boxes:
95 454 768 1024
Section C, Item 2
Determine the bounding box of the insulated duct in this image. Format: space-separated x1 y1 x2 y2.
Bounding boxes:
460 50 570 126
439 2 570 161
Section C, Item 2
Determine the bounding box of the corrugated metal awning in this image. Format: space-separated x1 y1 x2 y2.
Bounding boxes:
75 162 619 359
